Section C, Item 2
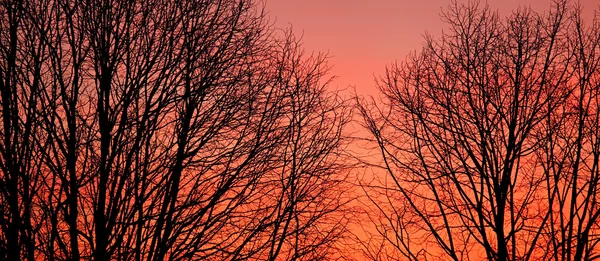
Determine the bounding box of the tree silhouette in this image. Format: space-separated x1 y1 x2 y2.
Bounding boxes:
359 0 600 260
0 0 352 260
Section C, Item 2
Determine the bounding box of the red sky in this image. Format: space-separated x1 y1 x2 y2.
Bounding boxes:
266 0 599 96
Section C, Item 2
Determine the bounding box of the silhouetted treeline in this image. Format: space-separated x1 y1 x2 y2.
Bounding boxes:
359 0 600 260
5 0 600 260
0 0 352 260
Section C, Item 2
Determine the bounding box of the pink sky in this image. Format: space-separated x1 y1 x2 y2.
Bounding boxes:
266 0 599 96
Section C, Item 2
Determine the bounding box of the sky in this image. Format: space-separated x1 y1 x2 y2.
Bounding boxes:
266 0 599 96
264 1 600 258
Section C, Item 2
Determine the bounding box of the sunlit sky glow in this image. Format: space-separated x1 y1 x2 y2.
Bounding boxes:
267 0 598 95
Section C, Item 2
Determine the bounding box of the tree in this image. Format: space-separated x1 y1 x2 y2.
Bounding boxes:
0 0 45 259
359 0 600 260
0 0 352 260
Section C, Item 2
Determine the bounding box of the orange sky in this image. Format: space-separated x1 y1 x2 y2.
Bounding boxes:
267 0 599 96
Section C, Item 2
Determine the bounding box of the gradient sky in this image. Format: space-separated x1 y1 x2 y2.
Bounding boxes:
267 0 598 96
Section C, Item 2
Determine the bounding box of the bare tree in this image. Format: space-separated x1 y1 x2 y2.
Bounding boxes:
0 0 48 259
359 0 600 260
0 0 352 260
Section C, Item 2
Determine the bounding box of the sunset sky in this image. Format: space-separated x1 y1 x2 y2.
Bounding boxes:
4 0 600 259
267 0 599 96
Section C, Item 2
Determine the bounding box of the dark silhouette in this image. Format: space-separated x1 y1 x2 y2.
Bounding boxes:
6 0 600 260
0 0 351 260
358 0 600 260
